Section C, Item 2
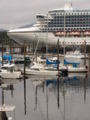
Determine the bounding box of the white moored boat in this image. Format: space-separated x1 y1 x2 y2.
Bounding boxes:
0 63 21 79
65 50 88 59
22 62 61 76
62 59 88 73
67 66 88 73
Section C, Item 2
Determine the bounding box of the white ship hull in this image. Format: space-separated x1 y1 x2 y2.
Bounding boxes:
8 31 90 45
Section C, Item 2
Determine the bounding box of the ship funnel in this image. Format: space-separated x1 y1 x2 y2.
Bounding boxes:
64 0 73 10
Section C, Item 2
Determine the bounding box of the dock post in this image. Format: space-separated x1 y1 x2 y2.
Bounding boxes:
84 75 87 103
46 84 49 120
84 41 86 65
57 39 60 108
1 38 4 66
2 88 4 105
57 39 59 72
36 48 37 63
88 45 90 72
10 39 13 58
57 76 60 109
24 42 26 79
23 41 26 115
33 42 34 55
35 86 37 110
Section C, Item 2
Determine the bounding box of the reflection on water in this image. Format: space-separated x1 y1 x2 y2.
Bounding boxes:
0 72 90 120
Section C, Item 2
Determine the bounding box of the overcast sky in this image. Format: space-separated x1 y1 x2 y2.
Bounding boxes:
0 0 90 30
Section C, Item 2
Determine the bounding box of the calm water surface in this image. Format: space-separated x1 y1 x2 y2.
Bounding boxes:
0 59 90 120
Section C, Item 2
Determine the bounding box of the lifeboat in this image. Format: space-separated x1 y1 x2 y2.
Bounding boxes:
55 32 66 36
83 31 90 35
69 32 80 36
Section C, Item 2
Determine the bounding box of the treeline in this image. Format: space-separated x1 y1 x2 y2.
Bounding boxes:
0 31 11 45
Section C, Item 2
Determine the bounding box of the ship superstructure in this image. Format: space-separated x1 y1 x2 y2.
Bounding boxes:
8 1 90 45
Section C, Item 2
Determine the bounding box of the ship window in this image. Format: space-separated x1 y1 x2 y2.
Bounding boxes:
37 15 44 19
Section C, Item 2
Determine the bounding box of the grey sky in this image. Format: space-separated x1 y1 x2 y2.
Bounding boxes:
0 0 90 30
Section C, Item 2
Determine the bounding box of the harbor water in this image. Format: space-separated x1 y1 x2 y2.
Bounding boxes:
0 58 90 120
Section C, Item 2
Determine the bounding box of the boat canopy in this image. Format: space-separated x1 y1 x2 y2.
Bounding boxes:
2 54 12 61
46 58 60 65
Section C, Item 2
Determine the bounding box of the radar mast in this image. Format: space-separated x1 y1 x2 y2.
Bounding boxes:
64 0 73 10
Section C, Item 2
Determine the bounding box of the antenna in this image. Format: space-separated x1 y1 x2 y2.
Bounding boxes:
64 0 73 10
66 0 72 3
66 0 72 6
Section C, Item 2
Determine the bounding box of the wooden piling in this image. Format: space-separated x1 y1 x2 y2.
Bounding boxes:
57 39 59 72
23 41 26 115
57 77 60 109
10 39 13 58
1 39 4 66
88 45 90 72
2 89 4 105
84 41 86 65
57 39 60 108
84 75 87 103
24 42 26 78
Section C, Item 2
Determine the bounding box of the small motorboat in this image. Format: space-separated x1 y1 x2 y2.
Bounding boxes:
65 50 88 59
0 63 21 79
67 65 88 73
64 59 88 73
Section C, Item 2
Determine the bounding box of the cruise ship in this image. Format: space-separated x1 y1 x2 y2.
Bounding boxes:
8 1 90 45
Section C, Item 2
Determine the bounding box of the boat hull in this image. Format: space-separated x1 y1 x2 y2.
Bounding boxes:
68 68 88 73
59 65 88 73
8 31 90 45
1 71 21 79
22 69 59 76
